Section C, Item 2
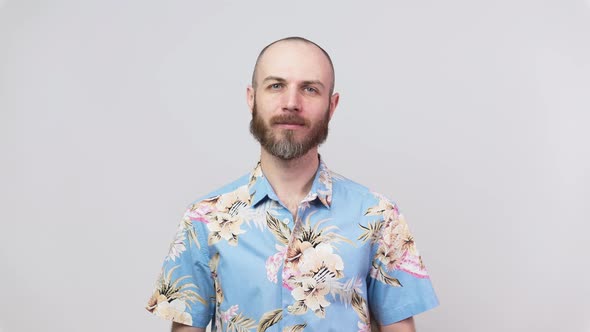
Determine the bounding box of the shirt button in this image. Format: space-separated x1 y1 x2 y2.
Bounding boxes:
282 218 290 224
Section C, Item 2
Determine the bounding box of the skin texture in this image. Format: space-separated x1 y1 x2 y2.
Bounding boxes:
170 39 416 332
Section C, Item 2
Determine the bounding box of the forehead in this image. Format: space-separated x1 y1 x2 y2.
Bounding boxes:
256 41 333 84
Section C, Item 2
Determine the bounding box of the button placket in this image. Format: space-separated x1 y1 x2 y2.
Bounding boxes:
277 203 295 328
280 192 324 328
279 197 313 326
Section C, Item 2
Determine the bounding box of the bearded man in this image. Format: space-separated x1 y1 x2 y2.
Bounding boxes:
146 37 439 332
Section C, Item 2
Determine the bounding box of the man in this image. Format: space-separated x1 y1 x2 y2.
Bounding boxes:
146 37 439 332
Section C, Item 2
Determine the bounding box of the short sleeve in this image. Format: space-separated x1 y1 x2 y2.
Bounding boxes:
145 205 215 328
365 196 439 325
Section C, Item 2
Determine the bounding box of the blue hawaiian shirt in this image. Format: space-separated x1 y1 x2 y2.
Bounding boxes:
146 157 439 331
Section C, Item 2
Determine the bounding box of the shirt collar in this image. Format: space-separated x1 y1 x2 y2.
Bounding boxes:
247 155 333 209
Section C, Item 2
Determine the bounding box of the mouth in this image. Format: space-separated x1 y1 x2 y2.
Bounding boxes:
274 123 305 129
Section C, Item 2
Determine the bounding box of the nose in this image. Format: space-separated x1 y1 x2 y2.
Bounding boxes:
283 86 301 112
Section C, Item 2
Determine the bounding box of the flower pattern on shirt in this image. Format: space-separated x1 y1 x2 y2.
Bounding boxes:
166 210 201 262
289 243 344 317
267 210 353 318
362 193 429 284
146 265 206 326
265 244 287 284
147 158 438 331
190 186 253 246
282 324 307 332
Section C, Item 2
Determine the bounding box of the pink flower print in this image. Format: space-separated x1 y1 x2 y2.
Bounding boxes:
188 205 213 223
282 268 294 290
220 304 239 323
265 245 286 283
398 251 429 278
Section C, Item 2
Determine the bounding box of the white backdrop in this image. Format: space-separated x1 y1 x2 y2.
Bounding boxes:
1 1 589 331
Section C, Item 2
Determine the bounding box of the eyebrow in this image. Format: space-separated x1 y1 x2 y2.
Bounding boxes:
302 80 325 89
262 76 326 89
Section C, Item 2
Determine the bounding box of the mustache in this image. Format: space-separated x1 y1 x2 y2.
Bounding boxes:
270 114 308 126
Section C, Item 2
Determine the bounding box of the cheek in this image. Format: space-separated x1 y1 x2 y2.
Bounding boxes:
257 96 280 112
307 101 331 118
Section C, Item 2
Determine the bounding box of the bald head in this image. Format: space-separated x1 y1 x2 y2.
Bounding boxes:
251 37 335 95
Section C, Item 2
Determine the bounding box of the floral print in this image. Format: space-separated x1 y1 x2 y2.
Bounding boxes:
166 227 188 262
146 265 206 326
220 305 256 332
185 186 254 247
151 296 193 325
166 211 201 262
289 243 344 317
265 244 287 284
207 212 246 246
363 194 429 279
147 158 438 331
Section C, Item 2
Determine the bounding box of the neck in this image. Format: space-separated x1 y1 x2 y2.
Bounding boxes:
259 147 320 210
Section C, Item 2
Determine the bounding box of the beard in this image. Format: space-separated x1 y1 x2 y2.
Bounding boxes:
249 100 330 160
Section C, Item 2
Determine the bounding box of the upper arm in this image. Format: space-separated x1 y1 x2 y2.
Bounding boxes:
378 316 416 332
171 321 207 332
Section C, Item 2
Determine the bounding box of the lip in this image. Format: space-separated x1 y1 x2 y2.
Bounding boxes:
275 123 305 129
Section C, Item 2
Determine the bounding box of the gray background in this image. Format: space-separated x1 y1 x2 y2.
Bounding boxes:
1 1 589 331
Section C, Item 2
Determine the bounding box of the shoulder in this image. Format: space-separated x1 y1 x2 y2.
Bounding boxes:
186 172 250 208
330 171 394 204
330 171 370 195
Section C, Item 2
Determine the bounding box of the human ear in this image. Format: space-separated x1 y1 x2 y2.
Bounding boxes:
246 85 255 113
329 92 340 119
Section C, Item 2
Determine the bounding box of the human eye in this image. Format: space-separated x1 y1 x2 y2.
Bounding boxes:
268 83 283 90
303 86 319 95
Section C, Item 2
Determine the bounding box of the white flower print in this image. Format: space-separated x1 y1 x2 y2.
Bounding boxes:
165 227 187 262
288 243 345 318
153 298 193 325
207 212 246 246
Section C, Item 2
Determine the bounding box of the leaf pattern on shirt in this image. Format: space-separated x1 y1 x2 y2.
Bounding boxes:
264 211 293 284
196 186 253 246
210 252 227 329
146 265 206 326
282 324 307 332
247 161 263 189
278 212 357 318
327 276 371 330
266 212 291 245
257 308 283 332
351 289 369 325
370 260 402 287
364 195 399 222
297 212 354 247
364 194 430 283
328 277 360 306
165 211 202 262
357 221 383 244
209 252 224 305
147 158 438 330
226 312 257 332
